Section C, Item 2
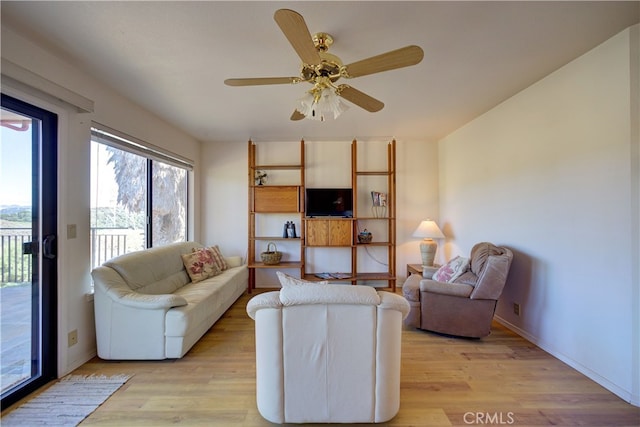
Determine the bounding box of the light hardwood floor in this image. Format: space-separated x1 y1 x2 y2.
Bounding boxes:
6 290 640 426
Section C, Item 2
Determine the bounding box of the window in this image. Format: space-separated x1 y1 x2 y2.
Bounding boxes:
90 125 191 268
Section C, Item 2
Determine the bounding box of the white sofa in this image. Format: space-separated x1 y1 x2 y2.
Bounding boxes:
91 241 247 360
247 283 410 424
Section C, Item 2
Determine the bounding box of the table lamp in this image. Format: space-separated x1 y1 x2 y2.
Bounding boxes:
412 220 445 266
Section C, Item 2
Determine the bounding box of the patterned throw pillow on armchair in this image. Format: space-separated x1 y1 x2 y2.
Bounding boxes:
432 256 470 283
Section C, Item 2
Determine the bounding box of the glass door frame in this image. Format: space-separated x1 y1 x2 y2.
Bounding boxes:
1 93 57 409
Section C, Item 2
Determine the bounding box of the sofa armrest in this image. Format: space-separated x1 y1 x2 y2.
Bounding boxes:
419 279 474 298
470 254 511 300
112 290 188 309
92 266 187 310
402 273 422 302
378 291 410 319
246 291 282 319
225 256 244 268
422 266 439 279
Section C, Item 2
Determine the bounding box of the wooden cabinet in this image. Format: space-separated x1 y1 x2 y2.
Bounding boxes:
306 219 352 246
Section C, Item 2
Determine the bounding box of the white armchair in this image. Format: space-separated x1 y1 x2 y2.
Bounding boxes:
246 282 410 424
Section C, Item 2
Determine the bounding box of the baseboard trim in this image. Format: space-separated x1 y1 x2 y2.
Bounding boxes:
494 316 638 407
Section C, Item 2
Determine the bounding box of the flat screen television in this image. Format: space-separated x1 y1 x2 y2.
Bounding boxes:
305 188 353 217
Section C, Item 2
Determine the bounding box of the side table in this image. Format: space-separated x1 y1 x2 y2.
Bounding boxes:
406 264 440 277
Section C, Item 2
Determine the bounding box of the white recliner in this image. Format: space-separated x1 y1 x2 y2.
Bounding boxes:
246 282 410 424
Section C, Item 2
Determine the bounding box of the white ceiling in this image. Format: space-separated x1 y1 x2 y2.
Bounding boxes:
2 1 638 143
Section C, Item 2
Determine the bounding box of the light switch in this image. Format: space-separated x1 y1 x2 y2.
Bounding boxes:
67 224 77 239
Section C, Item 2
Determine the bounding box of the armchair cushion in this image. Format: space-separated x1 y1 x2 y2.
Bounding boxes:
453 271 478 286
420 279 474 298
432 256 470 283
470 242 506 276
280 282 382 307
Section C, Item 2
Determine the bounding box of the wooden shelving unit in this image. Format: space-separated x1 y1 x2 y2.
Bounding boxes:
247 140 305 292
351 139 396 291
247 139 396 292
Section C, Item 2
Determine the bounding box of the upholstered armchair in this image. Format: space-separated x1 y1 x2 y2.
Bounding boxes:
403 242 513 338
246 275 410 424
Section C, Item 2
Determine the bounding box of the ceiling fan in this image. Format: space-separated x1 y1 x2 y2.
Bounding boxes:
224 9 424 121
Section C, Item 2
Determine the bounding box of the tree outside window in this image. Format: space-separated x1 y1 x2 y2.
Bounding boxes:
90 135 188 268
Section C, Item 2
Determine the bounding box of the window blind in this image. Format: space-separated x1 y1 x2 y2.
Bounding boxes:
91 123 194 171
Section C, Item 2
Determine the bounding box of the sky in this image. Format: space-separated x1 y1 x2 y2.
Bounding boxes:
0 122 32 206
1 116 117 208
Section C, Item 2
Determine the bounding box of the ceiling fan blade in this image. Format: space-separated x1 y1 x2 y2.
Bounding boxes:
290 110 305 121
344 45 424 78
337 85 384 112
274 9 322 66
224 77 299 86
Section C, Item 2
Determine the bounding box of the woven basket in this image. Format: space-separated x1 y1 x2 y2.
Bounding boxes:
261 242 282 265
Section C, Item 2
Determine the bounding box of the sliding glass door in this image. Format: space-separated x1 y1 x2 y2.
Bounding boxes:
1 94 57 409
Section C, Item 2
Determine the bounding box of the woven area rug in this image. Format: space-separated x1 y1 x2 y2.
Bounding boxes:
1 374 131 426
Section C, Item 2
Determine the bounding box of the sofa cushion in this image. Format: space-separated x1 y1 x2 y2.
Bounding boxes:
166 265 247 337
209 245 228 271
181 248 221 283
470 242 505 276
433 256 470 283
453 271 478 286
104 241 197 294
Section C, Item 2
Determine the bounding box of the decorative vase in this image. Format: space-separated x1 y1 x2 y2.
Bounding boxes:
357 229 372 244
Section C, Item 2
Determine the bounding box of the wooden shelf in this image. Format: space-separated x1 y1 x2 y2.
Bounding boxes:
251 236 301 241
254 164 303 170
249 261 303 269
301 273 396 283
356 216 394 220
353 272 396 281
355 171 392 176
302 274 354 282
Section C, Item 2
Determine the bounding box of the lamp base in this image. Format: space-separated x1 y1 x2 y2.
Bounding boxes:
420 239 437 267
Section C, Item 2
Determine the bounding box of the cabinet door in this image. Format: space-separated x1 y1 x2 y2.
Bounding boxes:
254 186 299 212
307 220 352 246
328 221 352 246
306 220 329 246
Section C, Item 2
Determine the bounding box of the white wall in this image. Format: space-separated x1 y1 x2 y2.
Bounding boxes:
438 25 639 405
201 138 439 287
1 27 203 376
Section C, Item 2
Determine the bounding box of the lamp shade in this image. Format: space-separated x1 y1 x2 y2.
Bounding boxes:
412 220 444 239
412 220 444 267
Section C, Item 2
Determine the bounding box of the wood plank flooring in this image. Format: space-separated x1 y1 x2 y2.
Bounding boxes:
4 290 639 426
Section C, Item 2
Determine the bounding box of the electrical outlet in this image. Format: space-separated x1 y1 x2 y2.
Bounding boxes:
513 303 521 316
68 329 78 347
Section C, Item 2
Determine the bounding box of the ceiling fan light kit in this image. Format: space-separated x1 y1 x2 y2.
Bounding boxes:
225 9 424 122
296 78 350 121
